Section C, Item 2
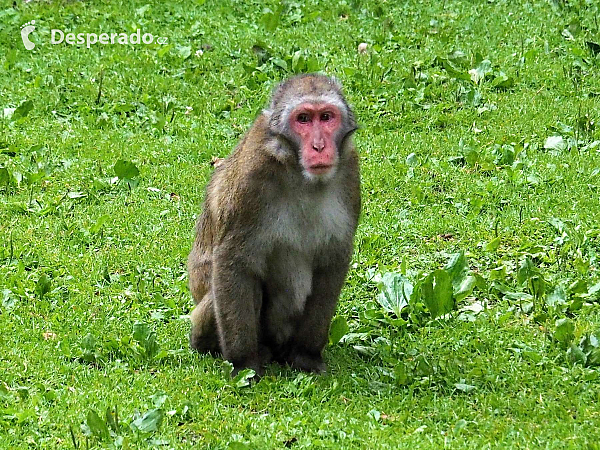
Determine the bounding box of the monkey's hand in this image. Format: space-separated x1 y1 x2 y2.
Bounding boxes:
231 359 264 379
230 344 272 378
288 351 327 374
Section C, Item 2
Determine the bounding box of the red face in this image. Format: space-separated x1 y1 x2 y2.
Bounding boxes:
289 103 342 177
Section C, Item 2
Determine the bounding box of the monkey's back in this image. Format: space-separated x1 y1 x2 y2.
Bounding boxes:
188 115 276 302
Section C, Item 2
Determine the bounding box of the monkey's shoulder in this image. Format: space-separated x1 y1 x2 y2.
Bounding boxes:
201 164 272 242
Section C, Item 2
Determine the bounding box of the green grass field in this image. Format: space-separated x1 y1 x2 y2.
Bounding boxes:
1 0 600 448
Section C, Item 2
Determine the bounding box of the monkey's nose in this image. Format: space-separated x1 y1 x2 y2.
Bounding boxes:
312 140 325 152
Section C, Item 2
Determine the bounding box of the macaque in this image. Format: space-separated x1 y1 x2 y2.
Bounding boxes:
188 74 360 376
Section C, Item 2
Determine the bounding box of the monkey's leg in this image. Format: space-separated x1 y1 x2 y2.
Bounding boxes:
212 254 263 376
190 293 220 354
286 266 349 373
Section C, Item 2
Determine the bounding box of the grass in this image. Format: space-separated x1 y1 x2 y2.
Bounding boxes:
1 0 600 448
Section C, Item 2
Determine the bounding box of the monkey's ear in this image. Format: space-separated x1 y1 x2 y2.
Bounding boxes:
340 119 359 146
343 110 359 136
342 125 359 143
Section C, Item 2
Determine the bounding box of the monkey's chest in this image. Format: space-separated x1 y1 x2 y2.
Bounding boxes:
258 198 352 343
260 196 352 259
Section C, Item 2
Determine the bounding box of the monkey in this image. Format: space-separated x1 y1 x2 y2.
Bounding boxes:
187 74 360 377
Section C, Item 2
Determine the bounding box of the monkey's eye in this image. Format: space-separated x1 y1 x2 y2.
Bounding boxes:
320 112 332 121
297 113 310 124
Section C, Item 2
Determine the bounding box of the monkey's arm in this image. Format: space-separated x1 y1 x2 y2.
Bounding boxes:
211 243 264 375
287 252 352 373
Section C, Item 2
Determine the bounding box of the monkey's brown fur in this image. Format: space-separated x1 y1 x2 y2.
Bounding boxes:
188 74 360 375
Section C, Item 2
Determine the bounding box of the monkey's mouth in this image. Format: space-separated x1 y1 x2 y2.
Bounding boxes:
307 164 334 175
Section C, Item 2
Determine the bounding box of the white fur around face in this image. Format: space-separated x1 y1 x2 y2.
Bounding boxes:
301 161 339 183
264 94 347 130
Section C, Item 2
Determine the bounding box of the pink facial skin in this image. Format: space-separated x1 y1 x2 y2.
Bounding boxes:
289 103 342 177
